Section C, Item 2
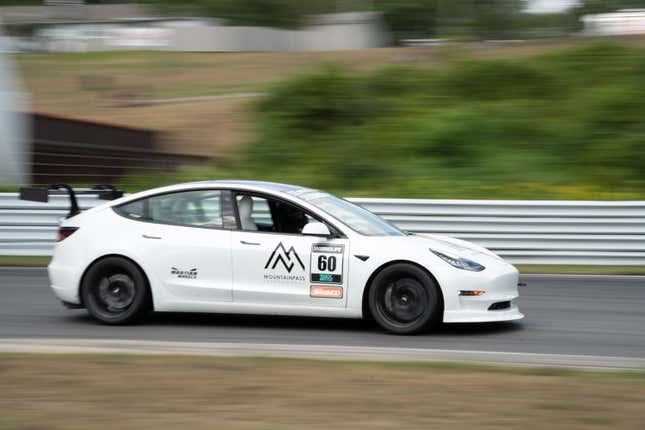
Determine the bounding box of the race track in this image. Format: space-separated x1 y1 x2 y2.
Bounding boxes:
1 268 644 366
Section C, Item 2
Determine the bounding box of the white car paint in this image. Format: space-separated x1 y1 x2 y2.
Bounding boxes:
48 180 523 323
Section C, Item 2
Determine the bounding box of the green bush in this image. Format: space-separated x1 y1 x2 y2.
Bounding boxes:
126 43 645 199
437 60 563 101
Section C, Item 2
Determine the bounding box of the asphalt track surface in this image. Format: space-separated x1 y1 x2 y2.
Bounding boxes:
1 268 644 362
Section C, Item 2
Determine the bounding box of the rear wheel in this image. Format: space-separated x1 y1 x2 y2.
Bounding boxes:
81 256 150 325
368 263 441 334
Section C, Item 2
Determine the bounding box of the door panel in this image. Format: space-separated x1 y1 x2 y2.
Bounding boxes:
116 189 235 303
231 231 348 307
139 224 233 302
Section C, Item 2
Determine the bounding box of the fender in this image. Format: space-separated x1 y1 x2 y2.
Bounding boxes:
360 259 445 320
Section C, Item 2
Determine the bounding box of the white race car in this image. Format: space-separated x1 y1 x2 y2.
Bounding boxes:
26 181 523 334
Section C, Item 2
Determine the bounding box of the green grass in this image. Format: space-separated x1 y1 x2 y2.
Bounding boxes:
152 82 267 100
0 353 643 430
516 265 645 275
0 256 51 267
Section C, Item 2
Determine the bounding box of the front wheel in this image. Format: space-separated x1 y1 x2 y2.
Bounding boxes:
368 263 442 334
81 256 150 325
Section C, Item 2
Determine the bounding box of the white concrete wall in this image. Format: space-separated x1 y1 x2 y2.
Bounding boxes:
170 22 387 52
302 21 388 51
33 13 389 53
171 26 302 52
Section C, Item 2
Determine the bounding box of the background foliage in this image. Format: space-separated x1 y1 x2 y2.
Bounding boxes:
127 43 645 199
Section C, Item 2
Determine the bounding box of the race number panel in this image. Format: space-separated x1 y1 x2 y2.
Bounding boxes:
310 243 344 284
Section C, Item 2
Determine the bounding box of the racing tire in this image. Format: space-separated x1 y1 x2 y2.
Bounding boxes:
81 256 150 325
368 263 441 335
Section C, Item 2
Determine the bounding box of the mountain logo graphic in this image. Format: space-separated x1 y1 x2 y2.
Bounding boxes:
265 242 305 273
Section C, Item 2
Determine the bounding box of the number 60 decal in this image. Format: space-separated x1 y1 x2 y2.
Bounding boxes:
317 255 337 272
311 243 344 284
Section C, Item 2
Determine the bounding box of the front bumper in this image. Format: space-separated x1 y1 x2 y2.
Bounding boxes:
443 301 524 323
442 265 524 323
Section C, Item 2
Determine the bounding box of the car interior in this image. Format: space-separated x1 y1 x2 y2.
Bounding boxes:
236 194 316 234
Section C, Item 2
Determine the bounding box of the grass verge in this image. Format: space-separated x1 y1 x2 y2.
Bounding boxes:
0 353 643 430
516 265 645 275
0 256 51 267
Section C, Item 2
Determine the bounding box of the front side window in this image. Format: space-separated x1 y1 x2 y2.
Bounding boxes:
236 193 319 235
116 190 235 229
301 192 404 236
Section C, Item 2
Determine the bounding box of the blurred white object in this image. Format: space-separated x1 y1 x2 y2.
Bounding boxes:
108 27 172 48
582 9 645 36
24 11 387 53
400 39 449 47
0 20 30 185
36 24 173 52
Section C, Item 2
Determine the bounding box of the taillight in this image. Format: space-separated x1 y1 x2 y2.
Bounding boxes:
56 227 78 242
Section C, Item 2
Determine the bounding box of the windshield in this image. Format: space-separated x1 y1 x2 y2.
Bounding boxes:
302 193 405 236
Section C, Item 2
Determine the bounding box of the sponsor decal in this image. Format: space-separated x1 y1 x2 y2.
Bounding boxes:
310 243 344 284
310 285 343 299
171 267 198 279
265 242 305 273
312 244 343 254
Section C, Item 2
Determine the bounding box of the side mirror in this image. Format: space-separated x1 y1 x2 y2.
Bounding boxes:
302 222 331 237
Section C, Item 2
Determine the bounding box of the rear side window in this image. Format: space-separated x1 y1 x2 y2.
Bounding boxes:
117 199 145 219
115 190 235 229
149 191 223 227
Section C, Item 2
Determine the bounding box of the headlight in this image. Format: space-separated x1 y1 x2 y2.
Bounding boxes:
430 249 485 272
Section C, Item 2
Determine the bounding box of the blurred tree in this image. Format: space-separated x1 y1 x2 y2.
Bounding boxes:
0 1 41 4
514 12 576 38
573 0 645 15
375 0 527 40
0 0 529 40
146 0 526 39
373 1 439 40
147 0 360 28
469 0 527 38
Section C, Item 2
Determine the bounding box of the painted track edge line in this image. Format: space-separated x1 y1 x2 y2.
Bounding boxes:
521 274 645 279
0 338 643 370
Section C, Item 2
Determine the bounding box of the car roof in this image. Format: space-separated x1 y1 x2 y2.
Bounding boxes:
183 180 316 194
108 180 326 209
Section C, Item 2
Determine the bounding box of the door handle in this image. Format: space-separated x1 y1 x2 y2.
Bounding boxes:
240 240 260 246
142 234 162 240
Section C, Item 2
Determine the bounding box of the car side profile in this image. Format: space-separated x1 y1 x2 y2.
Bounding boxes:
42 180 523 334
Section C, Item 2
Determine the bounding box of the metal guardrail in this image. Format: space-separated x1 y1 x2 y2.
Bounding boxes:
1 193 644 265
352 199 645 266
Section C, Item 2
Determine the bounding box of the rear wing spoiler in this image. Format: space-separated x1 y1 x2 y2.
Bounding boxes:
19 184 124 219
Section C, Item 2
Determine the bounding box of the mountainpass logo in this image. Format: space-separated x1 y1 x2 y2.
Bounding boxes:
265 242 305 273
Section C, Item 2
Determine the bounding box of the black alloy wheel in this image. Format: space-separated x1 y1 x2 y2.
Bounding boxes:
81 256 150 325
368 263 441 334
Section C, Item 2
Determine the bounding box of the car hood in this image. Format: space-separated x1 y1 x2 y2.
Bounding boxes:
404 233 503 261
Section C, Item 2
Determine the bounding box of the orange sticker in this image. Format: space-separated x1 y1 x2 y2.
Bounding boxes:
310 285 343 299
